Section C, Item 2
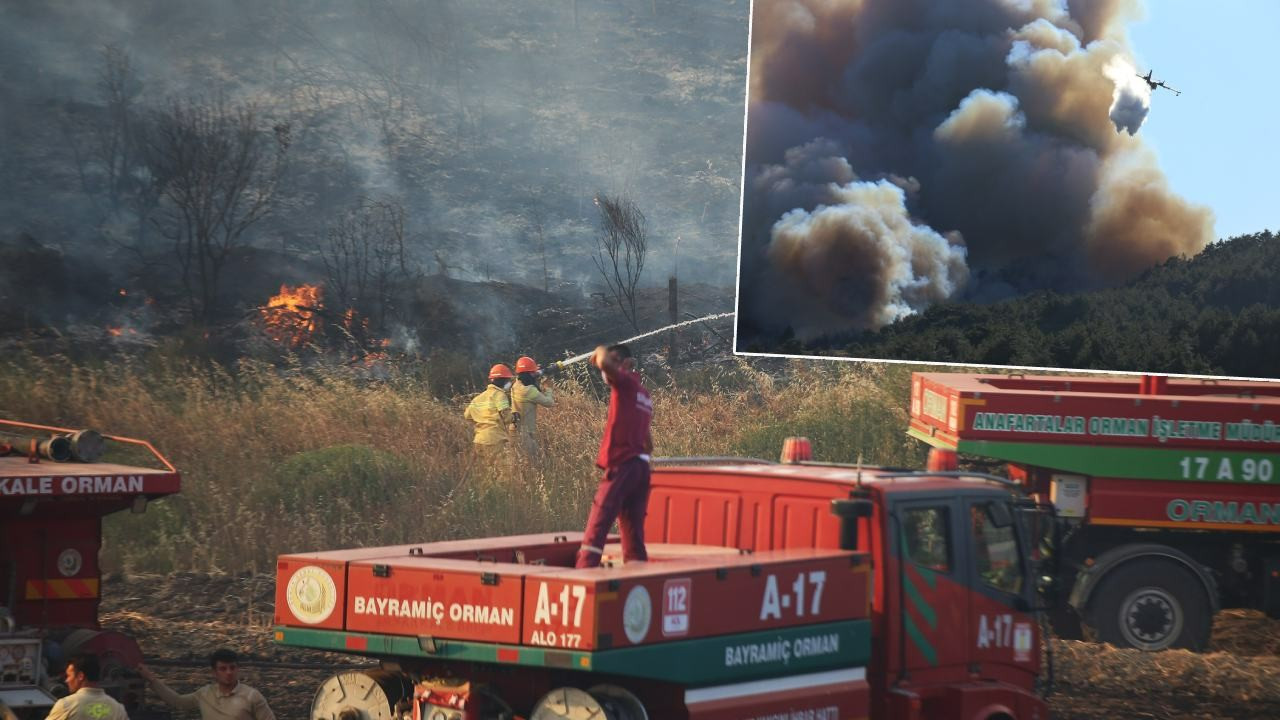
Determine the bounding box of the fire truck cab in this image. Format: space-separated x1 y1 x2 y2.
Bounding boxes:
275 451 1048 720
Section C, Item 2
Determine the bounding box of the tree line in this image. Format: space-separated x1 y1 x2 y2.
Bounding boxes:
781 231 1280 378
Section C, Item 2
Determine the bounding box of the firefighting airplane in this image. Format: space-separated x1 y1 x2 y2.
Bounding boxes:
1138 69 1181 96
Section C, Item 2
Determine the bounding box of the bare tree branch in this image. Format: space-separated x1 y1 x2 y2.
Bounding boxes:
93 44 141 215
320 196 409 339
143 95 291 323
592 193 647 331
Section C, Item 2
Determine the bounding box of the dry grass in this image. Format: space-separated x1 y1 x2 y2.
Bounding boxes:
1054 637 1280 704
1210 609 1280 656
0 353 923 573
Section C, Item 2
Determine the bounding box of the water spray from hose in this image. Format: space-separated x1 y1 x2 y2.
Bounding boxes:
554 312 735 368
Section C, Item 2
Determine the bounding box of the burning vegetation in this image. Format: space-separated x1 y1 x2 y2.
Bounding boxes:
255 284 397 368
260 284 323 348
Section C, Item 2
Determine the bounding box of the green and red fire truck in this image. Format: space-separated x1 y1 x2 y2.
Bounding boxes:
908 372 1280 651
274 447 1051 720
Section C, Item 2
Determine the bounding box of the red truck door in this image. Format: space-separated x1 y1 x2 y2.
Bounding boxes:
887 499 973 683
883 492 1048 720
963 498 1042 684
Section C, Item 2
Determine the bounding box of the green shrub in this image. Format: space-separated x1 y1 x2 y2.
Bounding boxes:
258 444 414 523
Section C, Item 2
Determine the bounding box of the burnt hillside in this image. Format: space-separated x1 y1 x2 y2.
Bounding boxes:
0 0 746 358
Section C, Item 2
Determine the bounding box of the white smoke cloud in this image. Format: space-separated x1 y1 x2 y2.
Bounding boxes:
1103 55 1151 135
766 180 968 332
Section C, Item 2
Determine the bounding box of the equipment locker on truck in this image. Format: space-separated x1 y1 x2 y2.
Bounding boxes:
908 372 1280 651
275 443 1050 720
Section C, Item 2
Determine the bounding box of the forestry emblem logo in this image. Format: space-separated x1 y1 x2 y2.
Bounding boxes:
622 585 652 644
286 566 337 624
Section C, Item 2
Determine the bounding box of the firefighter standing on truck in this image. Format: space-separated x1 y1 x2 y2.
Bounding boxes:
511 355 555 457
577 343 653 568
464 364 517 468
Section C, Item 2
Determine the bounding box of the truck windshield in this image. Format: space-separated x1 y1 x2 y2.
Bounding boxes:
971 502 1022 595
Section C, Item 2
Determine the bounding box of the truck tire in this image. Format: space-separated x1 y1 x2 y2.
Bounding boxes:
311 671 408 720
1088 558 1211 651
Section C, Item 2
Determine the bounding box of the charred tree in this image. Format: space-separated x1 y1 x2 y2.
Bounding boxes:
592 193 648 331
63 45 146 225
320 196 409 339
94 45 141 216
144 96 291 324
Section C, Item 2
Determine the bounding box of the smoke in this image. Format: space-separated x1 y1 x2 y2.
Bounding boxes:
1103 55 1150 135
0 1 749 294
764 175 968 332
738 0 1213 343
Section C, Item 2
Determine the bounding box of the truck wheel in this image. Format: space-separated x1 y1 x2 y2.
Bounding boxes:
1089 559 1211 651
531 686 648 720
311 671 409 720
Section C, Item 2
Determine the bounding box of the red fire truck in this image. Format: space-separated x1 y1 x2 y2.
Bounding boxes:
908 372 1280 651
0 420 181 718
274 448 1050 720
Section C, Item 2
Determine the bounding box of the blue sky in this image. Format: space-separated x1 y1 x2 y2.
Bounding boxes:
1129 1 1279 242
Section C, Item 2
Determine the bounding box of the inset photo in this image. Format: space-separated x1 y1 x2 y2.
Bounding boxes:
734 1 1278 379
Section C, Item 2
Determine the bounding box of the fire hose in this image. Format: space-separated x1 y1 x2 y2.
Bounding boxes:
0 429 104 463
541 311 735 374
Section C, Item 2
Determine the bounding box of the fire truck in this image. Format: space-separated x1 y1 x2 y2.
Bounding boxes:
274 444 1050 720
0 420 181 718
908 372 1280 651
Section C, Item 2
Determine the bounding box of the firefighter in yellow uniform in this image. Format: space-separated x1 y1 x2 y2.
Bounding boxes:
511 356 555 457
464 364 517 474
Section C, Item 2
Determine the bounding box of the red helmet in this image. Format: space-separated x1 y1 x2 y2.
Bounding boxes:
515 356 539 374
488 364 514 380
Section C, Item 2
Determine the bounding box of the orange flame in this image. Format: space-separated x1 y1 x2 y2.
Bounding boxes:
261 284 323 347
341 307 371 335
107 326 123 337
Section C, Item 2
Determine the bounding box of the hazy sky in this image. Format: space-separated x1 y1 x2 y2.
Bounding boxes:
1130 1 1279 241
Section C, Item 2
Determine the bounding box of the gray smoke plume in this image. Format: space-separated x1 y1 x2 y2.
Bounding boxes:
738 0 1213 344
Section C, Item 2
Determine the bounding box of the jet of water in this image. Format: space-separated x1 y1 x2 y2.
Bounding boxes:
557 311 735 366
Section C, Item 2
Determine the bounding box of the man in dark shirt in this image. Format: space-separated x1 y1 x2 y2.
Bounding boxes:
577 343 654 568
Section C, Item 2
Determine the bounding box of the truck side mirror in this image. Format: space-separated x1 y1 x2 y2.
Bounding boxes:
830 498 873 552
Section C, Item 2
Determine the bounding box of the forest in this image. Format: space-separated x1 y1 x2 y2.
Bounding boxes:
759 231 1280 378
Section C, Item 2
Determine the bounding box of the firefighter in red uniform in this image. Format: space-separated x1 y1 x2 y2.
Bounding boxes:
576 343 654 568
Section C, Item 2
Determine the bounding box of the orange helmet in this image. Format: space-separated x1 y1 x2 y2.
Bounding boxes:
488 364 514 380
515 356 539 374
